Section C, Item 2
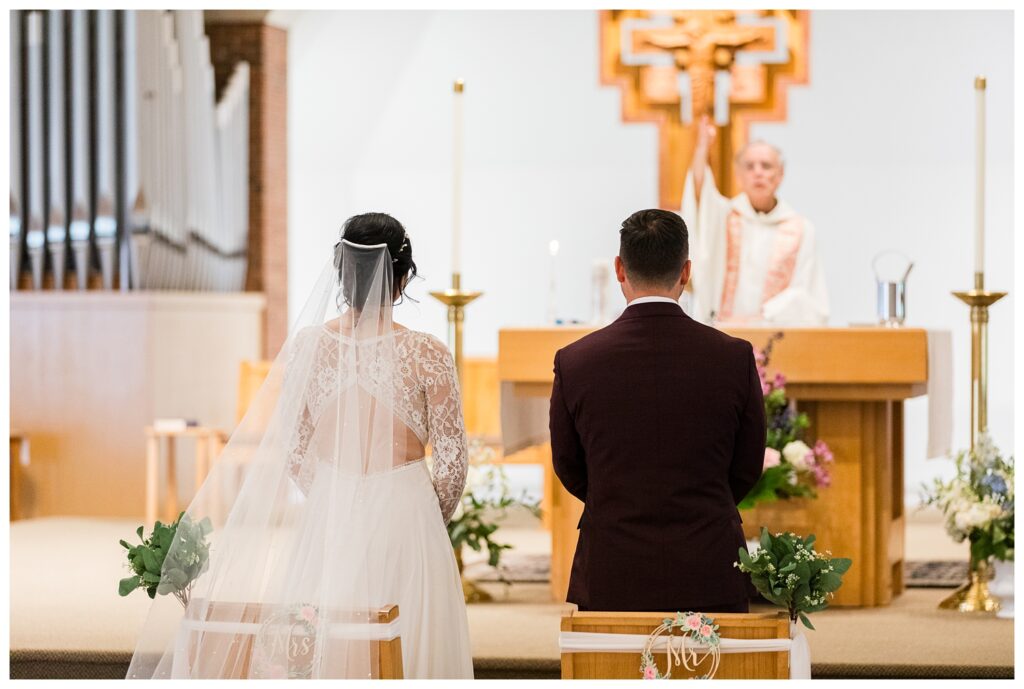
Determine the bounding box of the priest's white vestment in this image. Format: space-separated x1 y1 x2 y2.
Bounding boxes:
681 166 829 325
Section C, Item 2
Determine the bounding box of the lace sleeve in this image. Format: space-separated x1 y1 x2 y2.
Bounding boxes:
421 336 468 523
287 404 316 496
284 332 316 496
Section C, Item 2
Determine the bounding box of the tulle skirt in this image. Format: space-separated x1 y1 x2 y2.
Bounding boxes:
281 458 474 679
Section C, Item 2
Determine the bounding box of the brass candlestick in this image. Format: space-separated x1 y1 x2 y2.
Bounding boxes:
939 271 1007 613
940 558 1000 613
429 272 483 391
951 272 1007 450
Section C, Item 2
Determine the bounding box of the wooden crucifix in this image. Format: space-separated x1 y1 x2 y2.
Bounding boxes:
601 10 809 209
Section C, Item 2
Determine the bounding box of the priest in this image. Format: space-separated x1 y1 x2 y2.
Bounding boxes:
681 115 829 325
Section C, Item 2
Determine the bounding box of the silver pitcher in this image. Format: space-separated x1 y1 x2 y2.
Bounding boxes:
872 251 914 327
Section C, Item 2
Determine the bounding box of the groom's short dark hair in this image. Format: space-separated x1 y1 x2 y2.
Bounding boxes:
619 209 689 288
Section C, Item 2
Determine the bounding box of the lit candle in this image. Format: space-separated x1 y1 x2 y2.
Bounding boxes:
452 78 464 277
974 76 986 278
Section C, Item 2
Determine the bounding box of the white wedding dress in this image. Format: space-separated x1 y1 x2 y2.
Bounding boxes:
126 242 474 679
281 325 474 679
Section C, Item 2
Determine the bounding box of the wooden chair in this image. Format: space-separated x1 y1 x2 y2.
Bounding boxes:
560 610 797 680
178 600 403 679
9 431 30 520
235 360 273 424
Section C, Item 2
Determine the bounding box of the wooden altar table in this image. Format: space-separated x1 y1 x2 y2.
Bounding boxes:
498 327 928 608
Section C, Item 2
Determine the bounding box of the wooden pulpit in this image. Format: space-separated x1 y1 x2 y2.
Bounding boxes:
498 327 928 608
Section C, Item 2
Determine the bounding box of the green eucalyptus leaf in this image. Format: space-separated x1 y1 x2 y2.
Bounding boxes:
141 547 159 574
119 576 141 596
831 558 852 575
165 568 188 587
819 572 842 592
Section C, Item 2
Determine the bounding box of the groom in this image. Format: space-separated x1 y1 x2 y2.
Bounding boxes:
549 209 766 613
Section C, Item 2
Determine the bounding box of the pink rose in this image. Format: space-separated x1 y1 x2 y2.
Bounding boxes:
299 605 317 624
773 372 787 389
761 380 772 396
685 614 702 630
700 624 713 638
763 448 781 470
644 665 657 679
814 440 834 463
813 464 832 488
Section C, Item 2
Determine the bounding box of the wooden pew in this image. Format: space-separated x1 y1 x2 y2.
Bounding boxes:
180 600 403 679
560 610 800 680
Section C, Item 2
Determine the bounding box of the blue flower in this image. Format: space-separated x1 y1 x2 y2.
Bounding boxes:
980 473 1008 497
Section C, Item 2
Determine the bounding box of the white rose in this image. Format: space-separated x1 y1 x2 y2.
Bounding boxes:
954 502 1001 532
782 441 813 471
953 508 974 533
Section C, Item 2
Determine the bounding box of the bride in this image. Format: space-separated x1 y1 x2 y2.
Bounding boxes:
127 213 474 679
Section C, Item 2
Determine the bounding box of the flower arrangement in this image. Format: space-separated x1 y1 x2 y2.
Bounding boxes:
446 440 541 572
735 528 851 630
639 612 721 680
738 333 834 510
118 511 212 609
921 433 1014 564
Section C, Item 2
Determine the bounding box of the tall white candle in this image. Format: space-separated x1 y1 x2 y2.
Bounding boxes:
974 76 986 277
452 78 464 277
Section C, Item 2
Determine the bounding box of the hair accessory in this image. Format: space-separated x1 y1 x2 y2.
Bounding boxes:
393 232 409 263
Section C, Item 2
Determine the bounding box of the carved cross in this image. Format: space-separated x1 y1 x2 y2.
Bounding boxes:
632 11 775 124
601 10 809 209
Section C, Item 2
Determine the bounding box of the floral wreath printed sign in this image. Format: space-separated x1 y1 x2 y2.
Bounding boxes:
252 603 320 679
639 612 721 680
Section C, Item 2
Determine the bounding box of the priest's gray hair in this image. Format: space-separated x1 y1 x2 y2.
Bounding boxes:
735 139 785 168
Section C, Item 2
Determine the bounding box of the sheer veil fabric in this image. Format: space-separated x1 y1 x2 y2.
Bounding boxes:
126 241 473 678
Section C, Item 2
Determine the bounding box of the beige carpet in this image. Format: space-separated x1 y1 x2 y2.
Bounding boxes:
9 514 1015 679
463 582 1013 676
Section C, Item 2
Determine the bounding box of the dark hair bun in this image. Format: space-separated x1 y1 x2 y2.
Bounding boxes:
338 212 418 304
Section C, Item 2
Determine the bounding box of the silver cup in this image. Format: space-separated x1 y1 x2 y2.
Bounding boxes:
877 280 906 326
872 250 913 327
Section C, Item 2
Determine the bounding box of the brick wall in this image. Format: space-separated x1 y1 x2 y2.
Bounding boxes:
206 22 288 358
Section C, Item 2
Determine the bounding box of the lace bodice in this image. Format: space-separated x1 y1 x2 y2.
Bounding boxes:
284 326 468 523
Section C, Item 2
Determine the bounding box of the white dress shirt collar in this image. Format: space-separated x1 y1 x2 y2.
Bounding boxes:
626 295 682 309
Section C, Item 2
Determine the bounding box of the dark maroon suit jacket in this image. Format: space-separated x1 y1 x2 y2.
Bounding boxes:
549 301 766 612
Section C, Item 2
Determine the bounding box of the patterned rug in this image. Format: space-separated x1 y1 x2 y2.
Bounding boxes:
465 555 970 588
904 560 969 588
463 554 551 583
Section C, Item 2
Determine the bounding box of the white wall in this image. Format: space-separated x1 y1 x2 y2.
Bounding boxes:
288 10 1014 503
